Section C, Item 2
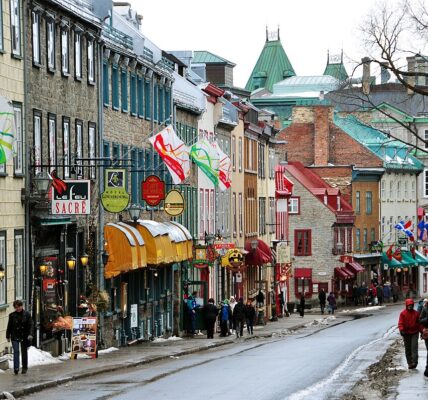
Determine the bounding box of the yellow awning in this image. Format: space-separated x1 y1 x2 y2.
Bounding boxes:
169 221 194 260
162 222 189 262
104 223 147 279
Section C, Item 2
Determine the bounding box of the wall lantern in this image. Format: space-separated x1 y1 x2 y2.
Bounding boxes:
127 204 142 222
80 252 89 267
39 264 48 276
33 171 51 195
66 254 76 270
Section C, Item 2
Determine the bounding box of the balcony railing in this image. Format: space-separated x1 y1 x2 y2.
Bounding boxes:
103 24 133 50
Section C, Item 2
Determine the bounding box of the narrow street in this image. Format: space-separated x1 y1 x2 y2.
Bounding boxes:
21 306 402 400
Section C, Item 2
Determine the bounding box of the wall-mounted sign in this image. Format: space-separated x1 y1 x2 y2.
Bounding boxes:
339 255 353 263
130 304 138 328
51 180 90 215
221 248 244 270
276 242 290 264
142 175 165 206
164 189 184 216
101 168 130 213
193 246 208 269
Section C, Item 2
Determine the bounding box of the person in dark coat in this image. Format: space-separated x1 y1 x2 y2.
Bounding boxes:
233 297 246 338
327 292 337 314
318 289 326 314
202 298 217 339
398 298 422 369
299 293 305 317
419 298 428 377
245 299 256 335
256 290 265 307
186 291 199 335
219 300 231 337
6 300 33 374
377 284 384 305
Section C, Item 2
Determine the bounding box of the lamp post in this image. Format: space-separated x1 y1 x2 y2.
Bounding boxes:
127 204 142 222
80 252 89 267
33 171 51 195
39 263 48 276
66 254 76 270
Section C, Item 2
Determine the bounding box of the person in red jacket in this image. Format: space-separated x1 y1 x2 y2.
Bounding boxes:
398 298 421 369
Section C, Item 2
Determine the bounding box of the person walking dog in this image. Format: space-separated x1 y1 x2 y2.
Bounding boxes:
6 300 33 375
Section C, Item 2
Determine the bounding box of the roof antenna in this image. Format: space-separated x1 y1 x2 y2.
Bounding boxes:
277 25 280 40
266 25 268 42
327 49 330 65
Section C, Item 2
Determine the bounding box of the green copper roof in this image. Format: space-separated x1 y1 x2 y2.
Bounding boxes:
334 114 424 172
323 62 349 81
245 39 296 93
193 51 235 66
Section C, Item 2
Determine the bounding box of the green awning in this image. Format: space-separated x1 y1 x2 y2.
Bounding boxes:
382 252 402 269
401 251 418 267
415 251 428 266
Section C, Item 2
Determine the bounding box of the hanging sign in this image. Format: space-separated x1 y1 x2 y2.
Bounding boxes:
71 317 97 359
164 189 184 216
142 175 165 206
101 168 130 213
276 242 291 264
51 180 90 215
130 304 138 328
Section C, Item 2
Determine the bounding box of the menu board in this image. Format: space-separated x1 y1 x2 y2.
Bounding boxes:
71 317 97 359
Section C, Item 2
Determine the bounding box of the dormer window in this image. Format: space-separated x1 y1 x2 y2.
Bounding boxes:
324 195 327 205
337 196 341 211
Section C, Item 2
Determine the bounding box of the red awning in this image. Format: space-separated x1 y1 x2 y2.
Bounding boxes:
342 266 355 278
347 262 365 274
335 267 350 280
244 239 273 266
294 268 312 279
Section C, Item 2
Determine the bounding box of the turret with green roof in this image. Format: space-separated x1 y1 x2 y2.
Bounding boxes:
323 50 349 82
245 27 296 93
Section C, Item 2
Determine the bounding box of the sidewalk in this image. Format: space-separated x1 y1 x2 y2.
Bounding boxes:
0 310 352 399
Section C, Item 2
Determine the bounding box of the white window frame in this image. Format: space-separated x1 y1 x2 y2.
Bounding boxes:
412 180 416 200
14 232 23 300
32 11 41 64
239 192 243 236
288 197 299 214
76 120 83 177
232 135 236 171
63 117 70 178
48 115 56 171
269 197 275 234
74 31 82 79
0 232 6 305
87 39 95 83
404 180 408 200
88 123 96 179
248 139 253 171
34 111 42 174
381 180 385 200
199 189 204 239
397 180 401 200
61 27 69 74
238 137 243 172
233 192 237 237
13 103 23 175
389 180 394 199
10 0 21 57
46 18 55 70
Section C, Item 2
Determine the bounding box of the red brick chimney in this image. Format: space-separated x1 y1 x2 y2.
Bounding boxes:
313 106 330 166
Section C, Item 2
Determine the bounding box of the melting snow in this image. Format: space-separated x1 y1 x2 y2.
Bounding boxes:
341 306 386 313
7 346 62 369
152 336 183 343
98 347 119 355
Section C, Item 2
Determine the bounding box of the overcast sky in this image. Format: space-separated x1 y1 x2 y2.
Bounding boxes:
130 0 400 88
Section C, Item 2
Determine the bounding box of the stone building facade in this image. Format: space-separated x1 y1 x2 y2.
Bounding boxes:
0 0 25 353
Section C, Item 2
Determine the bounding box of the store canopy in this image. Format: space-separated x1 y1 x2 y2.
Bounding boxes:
244 239 273 266
334 267 352 280
400 251 418 267
347 262 364 274
342 266 355 278
168 221 194 260
415 250 428 266
104 223 147 279
381 252 402 269
294 268 312 279
161 221 190 262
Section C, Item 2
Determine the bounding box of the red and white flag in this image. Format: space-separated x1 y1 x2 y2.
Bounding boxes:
149 125 190 184
213 141 231 191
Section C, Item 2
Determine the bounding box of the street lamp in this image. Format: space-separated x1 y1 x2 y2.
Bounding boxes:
127 204 142 222
80 252 89 267
66 254 76 270
33 171 51 195
102 250 109 266
39 263 48 276
251 239 259 251
0 264 4 282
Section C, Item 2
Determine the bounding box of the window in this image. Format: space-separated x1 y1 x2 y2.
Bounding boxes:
295 278 312 297
355 191 360 214
269 197 275 234
370 227 376 243
159 85 164 123
288 197 300 214
258 143 265 178
74 31 82 79
165 89 171 123
210 189 214 235
48 114 56 171
121 68 128 111
144 79 151 119
153 81 158 122
381 217 385 237
63 117 70 178
381 180 385 200
294 230 311 256
13 103 23 175
259 197 266 235
248 139 253 170
130 74 137 115
356 229 361 251
347 228 352 253
239 193 243 236
33 110 42 174
103 61 109 105
404 181 408 200
88 123 96 179
412 180 416 199
397 180 401 199
112 65 119 109
14 231 23 300
75 120 83 177
61 27 69 74
10 0 21 56
233 193 237 237
87 40 95 83
32 11 41 64
363 228 368 251
238 137 243 172
199 189 204 238
137 76 144 117
0 231 5 305
389 180 394 199
269 148 275 179
46 18 55 70
366 191 372 214
232 136 236 171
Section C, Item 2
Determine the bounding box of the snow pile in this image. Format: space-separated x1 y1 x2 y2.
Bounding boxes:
98 347 119 355
58 352 91 361
152 335 183 343
7 346 62 369
341 306 386 313
305 316 336 327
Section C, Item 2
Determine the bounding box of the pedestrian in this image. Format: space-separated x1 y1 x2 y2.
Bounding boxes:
256 290 265 307
202 298 217 339
352 284 358 306
327 292 337 315
383 282 391 303
6 299 34 375
398 298 422 369
233 297 246 338
392 282 400 302
361 283 368 306
278 290 285 317
318 288 326 314
377 284 384 306
245 299 256 335
419 298 428 377
299 293 305 317
219 300 231 337
229 296 237 334
186 291 199 335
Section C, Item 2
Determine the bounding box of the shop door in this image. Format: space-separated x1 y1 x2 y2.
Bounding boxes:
186 281 208 331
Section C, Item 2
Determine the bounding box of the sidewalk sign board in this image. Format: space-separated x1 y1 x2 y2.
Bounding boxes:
71 317 97 359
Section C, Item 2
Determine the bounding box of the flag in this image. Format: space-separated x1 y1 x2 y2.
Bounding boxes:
213 141 232 191
385 244 394 260
189 138 219 186
395 220 414 241
392 247 402 262
418 219 426 240
0 97 15 165
149 125 190 185
48 170 67 195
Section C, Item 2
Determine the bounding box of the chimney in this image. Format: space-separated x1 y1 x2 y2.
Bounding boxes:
314 106 330 166
362 57 371 95
407 56 416 95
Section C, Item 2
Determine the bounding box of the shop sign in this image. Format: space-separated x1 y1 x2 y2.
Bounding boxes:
164 189 184 217
71 317 97 359
130 304 138 328
339 255 353 263
101 168 130 213
193 246 209 269
276 242 290 264
221 248 244 270
214 243 235 250
142 175 165 206
51 180 90 215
